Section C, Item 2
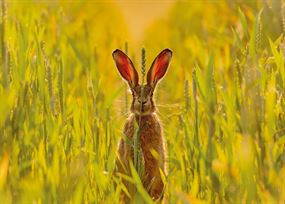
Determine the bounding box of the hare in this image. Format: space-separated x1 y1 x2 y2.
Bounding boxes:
112 49 172 202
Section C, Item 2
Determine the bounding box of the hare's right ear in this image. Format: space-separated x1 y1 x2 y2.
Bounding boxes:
147 49 172 89
112 49 139 88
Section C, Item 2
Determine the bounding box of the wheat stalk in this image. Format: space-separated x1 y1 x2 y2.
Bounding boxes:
281 2 285 60
184 79 190 112
141 48 146 78
8 49 12 82
134 48 146 178
57 55 64 115
1 0 8 88
1 0 4 62
192 69 199 147
281 0 285 35
256 14 262 53
41 41 55 114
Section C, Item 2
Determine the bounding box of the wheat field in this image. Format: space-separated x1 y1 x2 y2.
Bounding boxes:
0 0 285 203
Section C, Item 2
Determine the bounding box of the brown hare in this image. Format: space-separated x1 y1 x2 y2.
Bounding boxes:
113 49 172 203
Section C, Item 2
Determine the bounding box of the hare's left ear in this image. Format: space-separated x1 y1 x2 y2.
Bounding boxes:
147 49 172 88
112 49 139 89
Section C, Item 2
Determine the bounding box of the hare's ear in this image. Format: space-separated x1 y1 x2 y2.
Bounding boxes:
147 49 172 88
112 49 139 88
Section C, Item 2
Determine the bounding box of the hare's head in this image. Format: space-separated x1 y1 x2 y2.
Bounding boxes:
112 49 172 115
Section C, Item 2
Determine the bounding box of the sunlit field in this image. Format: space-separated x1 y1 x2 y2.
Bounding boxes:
0 0 285 203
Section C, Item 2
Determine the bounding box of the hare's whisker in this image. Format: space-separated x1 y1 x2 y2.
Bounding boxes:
156 103 183 108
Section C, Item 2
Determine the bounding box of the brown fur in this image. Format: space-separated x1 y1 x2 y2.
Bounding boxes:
112 49 172 203
115 86 166 203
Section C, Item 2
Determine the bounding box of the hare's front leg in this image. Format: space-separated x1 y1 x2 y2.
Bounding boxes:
116 138 135 202
116 117 135 202
116 139 133 177
142 137 165 200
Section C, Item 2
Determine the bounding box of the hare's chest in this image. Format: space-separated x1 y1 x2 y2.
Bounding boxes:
139 121 161 145
123 116 161 138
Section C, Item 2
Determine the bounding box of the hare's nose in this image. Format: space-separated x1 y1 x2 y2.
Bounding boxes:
138 99 147 105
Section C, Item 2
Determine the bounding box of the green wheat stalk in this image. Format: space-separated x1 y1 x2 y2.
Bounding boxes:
184 79 190 112
1 0 4 60
1 0 8 88
41 41 55 114
57 56 64 115
281 1 285 33
0 0 4 57
255 14 262 53
192 68 203 197
192 69 199 148
141 48 146 77
282 1 285 60
134 48 146 178
206 57 215 169
234 59 242 89
8 49 12 83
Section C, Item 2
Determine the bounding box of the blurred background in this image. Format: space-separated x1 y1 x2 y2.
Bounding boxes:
0 0 285 203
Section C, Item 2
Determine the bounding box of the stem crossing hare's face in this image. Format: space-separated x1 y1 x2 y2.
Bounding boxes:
112 49 172 115
131 85 154 115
